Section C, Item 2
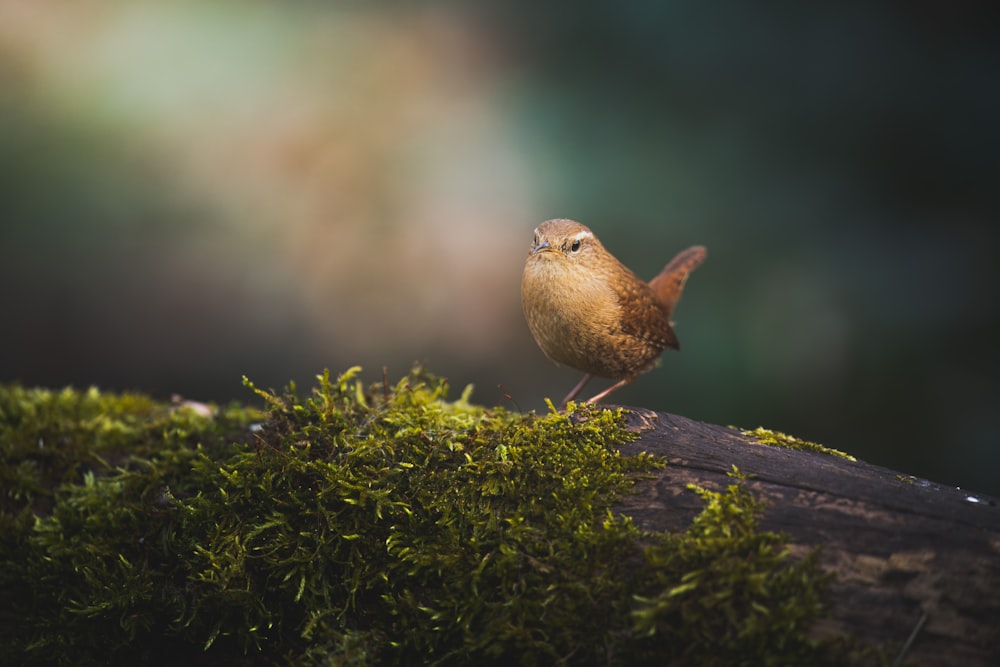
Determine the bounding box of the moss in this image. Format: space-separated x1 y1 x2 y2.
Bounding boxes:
0 383 262 518
741 426 857 461
1 367 882 666
628 475 858 666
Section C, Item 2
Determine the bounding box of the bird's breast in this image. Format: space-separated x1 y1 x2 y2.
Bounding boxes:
521 259 632 376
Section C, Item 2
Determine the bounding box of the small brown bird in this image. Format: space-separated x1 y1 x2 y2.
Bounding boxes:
521 218 706 406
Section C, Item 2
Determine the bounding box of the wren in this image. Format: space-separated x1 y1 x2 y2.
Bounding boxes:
521 218 706 406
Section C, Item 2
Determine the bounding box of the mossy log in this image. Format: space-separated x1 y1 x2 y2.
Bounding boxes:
5 371 998 666
612 410 1000 667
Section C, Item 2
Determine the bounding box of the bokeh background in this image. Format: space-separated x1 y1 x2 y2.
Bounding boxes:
2 3 997 494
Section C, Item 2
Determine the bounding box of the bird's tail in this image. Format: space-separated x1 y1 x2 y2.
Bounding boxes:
648 245 707 319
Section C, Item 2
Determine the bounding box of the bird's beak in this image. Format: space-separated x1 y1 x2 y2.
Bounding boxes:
530 240 551 255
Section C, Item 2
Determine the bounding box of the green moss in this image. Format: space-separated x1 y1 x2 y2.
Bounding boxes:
742 426 857 461
0 383 262 518
1 367 881 666
629 475 854 666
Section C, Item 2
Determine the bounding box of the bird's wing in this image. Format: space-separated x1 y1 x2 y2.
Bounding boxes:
611 267 679 351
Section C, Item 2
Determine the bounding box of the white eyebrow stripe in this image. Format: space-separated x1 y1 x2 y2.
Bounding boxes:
571 230 593 242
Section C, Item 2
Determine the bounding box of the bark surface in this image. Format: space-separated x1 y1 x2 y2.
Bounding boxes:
612 410 1000 667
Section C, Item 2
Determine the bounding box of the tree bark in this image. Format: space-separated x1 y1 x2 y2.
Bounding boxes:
612 410 1000 667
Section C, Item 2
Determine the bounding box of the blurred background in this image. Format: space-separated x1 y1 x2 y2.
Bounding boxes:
1 2 997 494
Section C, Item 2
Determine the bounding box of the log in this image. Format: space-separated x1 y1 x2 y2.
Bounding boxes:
611 410 1000 667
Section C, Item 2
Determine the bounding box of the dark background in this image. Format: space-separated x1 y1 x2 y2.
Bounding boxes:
2 3 998 494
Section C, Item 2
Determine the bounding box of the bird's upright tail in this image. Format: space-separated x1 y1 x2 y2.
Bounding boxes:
648 245 707 320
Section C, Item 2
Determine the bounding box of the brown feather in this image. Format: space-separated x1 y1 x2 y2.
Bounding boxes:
648 245 707 320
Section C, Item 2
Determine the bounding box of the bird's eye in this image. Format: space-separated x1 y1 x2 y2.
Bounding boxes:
570 239 582 252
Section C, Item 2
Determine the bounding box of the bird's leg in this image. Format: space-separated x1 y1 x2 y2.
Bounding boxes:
560 373 594 408
584 376 634 405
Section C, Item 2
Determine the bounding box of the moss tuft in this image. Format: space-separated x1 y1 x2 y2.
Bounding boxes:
628 472 866 666
1 367 881 665
742 426 857 461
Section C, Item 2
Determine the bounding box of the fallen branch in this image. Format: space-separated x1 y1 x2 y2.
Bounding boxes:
613 410 1000 667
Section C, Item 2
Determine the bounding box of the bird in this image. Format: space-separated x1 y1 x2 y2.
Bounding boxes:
521 218 706 406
